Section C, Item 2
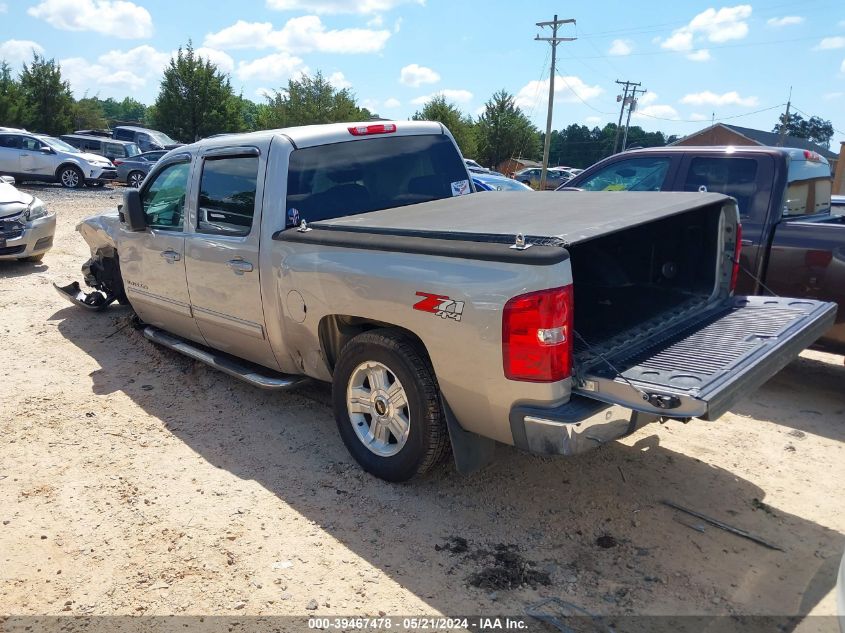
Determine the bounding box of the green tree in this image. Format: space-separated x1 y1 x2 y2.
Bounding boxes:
0 60 23 127
256 71 370 129
411 95 477 158
18 53 74 135
773 112 834 148
72 96 107 130
152 42 244 142
100 96 147 124
475 90 540 170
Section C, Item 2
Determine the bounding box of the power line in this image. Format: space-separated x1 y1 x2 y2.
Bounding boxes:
635 103 786 123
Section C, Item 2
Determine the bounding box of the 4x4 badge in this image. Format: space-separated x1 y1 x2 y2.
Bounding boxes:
413 292 464 322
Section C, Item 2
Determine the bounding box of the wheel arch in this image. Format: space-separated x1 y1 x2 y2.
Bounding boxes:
54 161 83 180
318 314 430 376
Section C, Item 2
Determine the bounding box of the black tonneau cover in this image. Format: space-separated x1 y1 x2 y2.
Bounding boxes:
309 191 732 245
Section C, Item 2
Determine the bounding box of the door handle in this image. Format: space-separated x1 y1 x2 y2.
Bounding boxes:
226 258 254 274
741 239 753 246
160 250 181 263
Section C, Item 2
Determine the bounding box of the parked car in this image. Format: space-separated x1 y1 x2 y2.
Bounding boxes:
112 126 182 152
514 167 571 190
472 172 532 192
464 158 486 172
559 146 845 354
60 134 141 164
0 175 56 262
55 121 834 482
115 150 167 187
73 129 111 138
0 130 117 188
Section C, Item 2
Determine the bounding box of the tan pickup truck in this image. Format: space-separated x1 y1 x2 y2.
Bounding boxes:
57 121 836 481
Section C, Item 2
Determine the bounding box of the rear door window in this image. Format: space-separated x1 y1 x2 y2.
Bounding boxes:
197 155 259 236
578 157 671 191
285 134 468 223
681 157 760 218
784 178 832 216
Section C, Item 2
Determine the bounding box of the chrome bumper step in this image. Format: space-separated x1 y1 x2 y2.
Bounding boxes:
143 326 306 391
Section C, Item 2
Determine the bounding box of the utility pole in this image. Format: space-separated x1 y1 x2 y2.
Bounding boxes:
621 84 646 152
777 87 792 147
536 15 576 190
612 80 638 155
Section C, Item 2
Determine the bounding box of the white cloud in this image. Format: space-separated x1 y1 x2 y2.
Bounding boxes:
815 37 845 50
680 90 759 107
194 47 235 74
841 58 845 73
237 52 307 81
607 39 632 56
766 16 804 27
659 4 751 59
687 49 712 61
366 15 383 27
100 45 169 78
383 97 401 108
361 98 380 111
637 92 658 106
205 21 276 50
0 39 45 66
585 116 602 125
689 113 710 121
60 57 146 95
205 17 391 54
399 63 440 87
514 76 603 111
822 91 842 100
327 71 352 90
411 89 473 105
28 0 153 39
0 3 7 13
635 104 680 120
393 17 403 33
266 0 423 14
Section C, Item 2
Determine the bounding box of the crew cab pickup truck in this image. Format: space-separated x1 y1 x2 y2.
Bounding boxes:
560 146 845 354
56 122 836 481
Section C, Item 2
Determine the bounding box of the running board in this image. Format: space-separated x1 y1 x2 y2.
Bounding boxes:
143 326 306 391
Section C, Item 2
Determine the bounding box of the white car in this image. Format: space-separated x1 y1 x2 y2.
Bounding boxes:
0 176 56 261
0 129 117 189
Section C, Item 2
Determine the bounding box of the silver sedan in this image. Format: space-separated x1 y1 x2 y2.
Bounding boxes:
0 176 56 262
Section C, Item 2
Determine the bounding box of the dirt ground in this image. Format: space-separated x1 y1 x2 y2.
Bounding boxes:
1 184 844 628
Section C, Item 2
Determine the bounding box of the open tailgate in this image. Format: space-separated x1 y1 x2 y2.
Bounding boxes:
575 296 837 420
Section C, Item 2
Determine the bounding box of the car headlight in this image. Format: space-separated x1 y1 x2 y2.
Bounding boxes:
25 199 48 222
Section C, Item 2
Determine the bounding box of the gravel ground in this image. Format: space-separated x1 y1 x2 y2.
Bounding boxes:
1 184 844 629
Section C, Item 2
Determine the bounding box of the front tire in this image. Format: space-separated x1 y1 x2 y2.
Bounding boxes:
332 329 449 482
58 165 84 189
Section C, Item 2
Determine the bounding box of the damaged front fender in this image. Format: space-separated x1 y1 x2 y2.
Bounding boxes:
77 210 120 254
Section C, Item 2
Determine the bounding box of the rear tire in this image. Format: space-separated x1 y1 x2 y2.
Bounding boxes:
332 329 449 482
57 165 84 189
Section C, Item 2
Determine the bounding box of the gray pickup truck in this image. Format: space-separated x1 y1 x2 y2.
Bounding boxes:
57 121 836 481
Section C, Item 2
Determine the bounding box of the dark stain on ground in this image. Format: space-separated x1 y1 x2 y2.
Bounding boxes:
437 538 551 590
595 535 618 549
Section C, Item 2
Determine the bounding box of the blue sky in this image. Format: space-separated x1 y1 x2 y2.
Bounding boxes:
1 0 844 149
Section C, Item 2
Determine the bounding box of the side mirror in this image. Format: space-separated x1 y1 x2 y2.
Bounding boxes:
40 146 55 154
122 188 146 231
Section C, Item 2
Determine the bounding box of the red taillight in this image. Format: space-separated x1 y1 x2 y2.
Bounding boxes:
730 223 742 293
113 160 123 166
348 123 397 136
502 285 573 382
803 150 821 162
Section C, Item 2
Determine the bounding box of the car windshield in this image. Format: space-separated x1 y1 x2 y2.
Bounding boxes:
41 137 79 153
149 131 177 146
125 143 141 157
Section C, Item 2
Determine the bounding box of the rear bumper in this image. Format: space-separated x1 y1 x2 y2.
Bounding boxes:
509 396 659 456
0 213 56 260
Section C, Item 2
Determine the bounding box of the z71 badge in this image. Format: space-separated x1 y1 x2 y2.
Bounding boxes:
413 292 465 322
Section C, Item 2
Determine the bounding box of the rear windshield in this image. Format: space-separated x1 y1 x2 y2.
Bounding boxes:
124 143 141 157
285 134 468 223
